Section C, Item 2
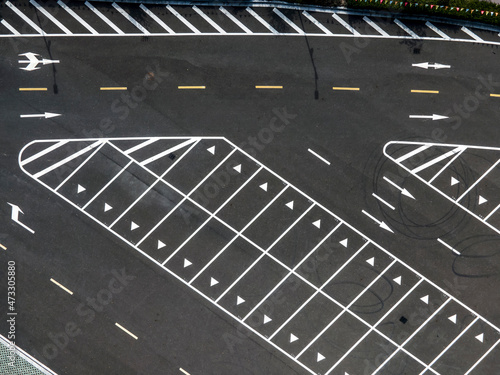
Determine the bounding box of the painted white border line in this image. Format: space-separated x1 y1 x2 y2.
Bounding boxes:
57 0 98 34
140 4 174 34
302 11 332 35
464 337 500 374
363 16 389 37
220 6 252 34
332 12 360 36
246 7 279 35
193 5 226 33
0 19 21 35
461 26 484 41
85 1 124 35
437 238 461 255
456 158 500 202
21 140 68 166
50 278 73 295
115 322 138 340
425 21 450 40
395 18 421 39
5 0 44 34
112 2 150 35
167 4 201 34
179 369 190 375
273 8 304 35
308 148 331 165
140 138 197 166
30 0 72 34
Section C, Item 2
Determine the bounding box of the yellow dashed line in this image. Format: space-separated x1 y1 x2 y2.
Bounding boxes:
178 86 206 89
255 85 283 89
411 89 439 94
100 87 127 91
490 93 500 97
332 87 360 91
19 88 47 91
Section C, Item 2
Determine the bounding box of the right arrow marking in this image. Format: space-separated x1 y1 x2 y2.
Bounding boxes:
383 176 415 199
362 210 394 233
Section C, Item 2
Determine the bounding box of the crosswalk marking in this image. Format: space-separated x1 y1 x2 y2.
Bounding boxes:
30 0 72 35
192 5 226 34
426 21 450 40
332 13 360 36
246 7 279 35
363 16 389 37
394 18 421 39
0 19 20 35
112 2 150 35
85 1 124 35
58 0 98 34
273 8 304 35
140 4 174 34
219 6 252 34
302 11 332 35
166 5 200 34
5 1 45 34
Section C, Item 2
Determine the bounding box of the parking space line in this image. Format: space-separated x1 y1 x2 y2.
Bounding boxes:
302 11 332 35
437 238 461 255
308 148 330 165
188 184 289 283
372 193 395 210
456 159 500 202
34 141 102 179
221 203 316 306
484 202 500 221
419 317 480 374
100 87 127 90
30 0 72 35
0 244 6 250
332 87 360 91
461 26 483 41
332 13 360 36
394 19 421 39
140 4 174 34
5 1 44 34
140 138 198 166
115 322 138 340
19 88 47 91
428 147 466 183
112 2 150 35
192 5 226 33
179 369 190 375
55 142 106 191
296 259 397 359
50 278 73 295
124 138 159 155
0 19 21 35
219 6 252 34
464 338 500 374
166 5 200 34
21 141 69 166
363 16 389 37
162 166 263 266
412 146 465 174
425 21 450 40
57 0 98 34
85 1 124 35
178 86 206 89
395 144 431 163
273 8 304 35
246 7 279 35
411 89 439 94
82 158 133 210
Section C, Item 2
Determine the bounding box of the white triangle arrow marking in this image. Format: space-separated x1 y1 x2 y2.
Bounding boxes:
313 219 321 229
263 315 272 324
451 176 459 186
157 240 166 249
317 353 325 362
183 258 192 268
233 164 241 173
131 221 139 231
207 146 215 155
290 333 298 343
286 201 294 210
210 277 219 287
476 333 484 343
421 295 429 304
104 203 113 212
340 238 348 247
393 276 402 285
236 296 245 305
366 257 375 267
448 314 457 324
77 184 86 194
479 195 488 205
260 182 268 191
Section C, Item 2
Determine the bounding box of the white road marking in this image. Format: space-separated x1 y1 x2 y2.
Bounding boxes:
85 1 124 35
30 0 72 34
425 21 450 40
5 1 44 34
409 114 449 120
437 238 461 255
50 278 73 295
124 138 159 155
394 19 420 39
58 0 98 34
457 159 500 202
20 112 61 119
21 140 68 166
361 210 393 233
332 13 360 36
411 146 465 174
112 2 150 35
219 6 252 34
179 369 190 375
302 11 332 35
115 322 138 340
395 144 431 163
372 193 395 210
428 147 466 183
308 148 330 165
412 62 451 69
166 5 200 34
246 7 279 35
193 5 226 33
140 4 174 34
382 176 415 199
461 26 483 41
140 138 198 166
273 8 304 35
363 16 389 37
1 19 21 35
484 202 500 221
464 338 500 374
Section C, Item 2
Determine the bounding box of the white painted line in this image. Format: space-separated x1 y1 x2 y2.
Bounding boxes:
0 244 6 250
461 26 483 42
82 159 133 210
411 146 465 174
193 5 226 33
219 6 252 34
5 1 44 34
50 278 73 295
179 369 190 375
428 147 466 183
166 5 200 34
55 142 106 191
21 140 68 166
140 4 174 34
124 138 159 155
395 144 431 163
85 1 124 35
302 11 332 35
115 322 138 340
484 202 500 221
419 316 479 375
308 148 331 165
58 0 98 34
246 7 279 35
372 193 395 210
437 238 461 255
363 16 389 37
332 13 360 36
425 21 450 40
1 19 21 35
273 8 304 34
394 19 421 39
457 159 500 202
112 2 150 35
30 0 72 34
34 141 102 179
140 138 197 166
464 338 500 374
